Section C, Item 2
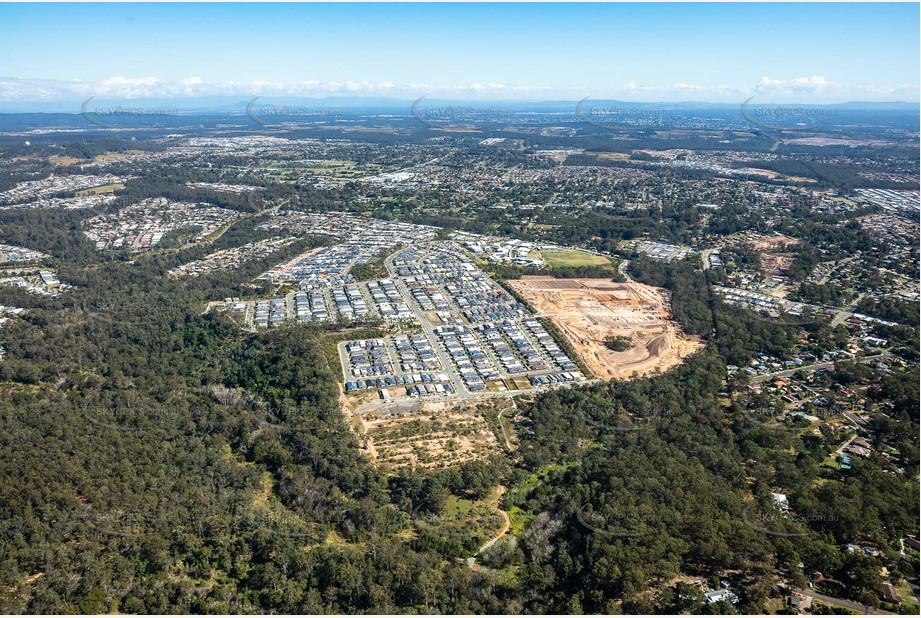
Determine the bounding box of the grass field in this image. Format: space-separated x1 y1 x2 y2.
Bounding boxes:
507 377 532 390
540 249 613 270
76 183 124 196
49 155 83 167
263 159 382 180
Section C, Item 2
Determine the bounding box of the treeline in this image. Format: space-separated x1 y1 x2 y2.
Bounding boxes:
628 256 810 367
627 257 714 337
733 158 918 191
550 208 698 252
349 247 394 282
508 346 917 612
489 261 624 282
857 296 920 326
56 138 160 161
108 174 270 214
793 282 848 305
1 240 916 614
0 168 52 193
0 208 98 264
0 299 519 613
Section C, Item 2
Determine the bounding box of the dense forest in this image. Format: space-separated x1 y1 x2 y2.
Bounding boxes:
1 235 915 613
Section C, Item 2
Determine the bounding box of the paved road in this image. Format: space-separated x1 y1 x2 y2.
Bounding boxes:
831 292 867 327
382 244 592 400
617 258 633 282
354 376 599 416
342 242 608 416
336 341 356 383
750 361 836 384
834 434 858 457
749 353 892 384
842 410 870 430
905 577 920 604
699 248 718 271
793 587 893 615
714 286 896 330
384 248 469 396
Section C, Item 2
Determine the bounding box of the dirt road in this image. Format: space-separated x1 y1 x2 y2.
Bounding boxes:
472 486 511 560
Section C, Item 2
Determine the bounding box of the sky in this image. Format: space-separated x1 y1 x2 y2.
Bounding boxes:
0 2 918 106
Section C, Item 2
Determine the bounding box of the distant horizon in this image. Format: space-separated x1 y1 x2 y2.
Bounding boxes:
0 93 918 116
1 3 918 106
0 82 918 110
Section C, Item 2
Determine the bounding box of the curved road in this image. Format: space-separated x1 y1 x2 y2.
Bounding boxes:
793 587 893 615
749 353 892 384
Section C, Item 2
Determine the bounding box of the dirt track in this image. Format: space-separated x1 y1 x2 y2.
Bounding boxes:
509 277 703 380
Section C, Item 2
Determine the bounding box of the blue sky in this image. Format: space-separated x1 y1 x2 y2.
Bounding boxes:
0 2 918 103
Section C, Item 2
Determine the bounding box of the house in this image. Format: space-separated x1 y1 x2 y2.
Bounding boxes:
845 445 871 458
881 583 901 603
847 544 879 557
772 492 790 511
704 589 739 605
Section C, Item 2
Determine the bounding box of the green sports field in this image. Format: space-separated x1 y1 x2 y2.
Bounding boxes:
540 249 613 269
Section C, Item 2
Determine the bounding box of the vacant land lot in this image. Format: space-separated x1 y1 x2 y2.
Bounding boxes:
760 252 796 277
749 234 799 251
76 182 125 196
49 155 84 167
508 276 703 379
347 397 500 470
540 249 613 270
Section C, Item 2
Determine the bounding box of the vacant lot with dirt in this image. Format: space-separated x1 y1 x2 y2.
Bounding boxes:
343 393 501 471
748 233 799 251
508 276 703 380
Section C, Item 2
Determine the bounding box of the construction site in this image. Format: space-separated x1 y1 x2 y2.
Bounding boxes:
508 276 704 380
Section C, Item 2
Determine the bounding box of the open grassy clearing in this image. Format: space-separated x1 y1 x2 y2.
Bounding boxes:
75 183 125 196
540 249 613 270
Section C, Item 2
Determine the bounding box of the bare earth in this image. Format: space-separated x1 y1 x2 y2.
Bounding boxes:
343 392 500 470
509 276 704 380
760 252 796 277
749 234 799 251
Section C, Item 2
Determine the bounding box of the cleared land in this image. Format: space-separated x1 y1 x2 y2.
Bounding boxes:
760 252 796 277
509 276 703 380
76 182 125 196
749 234 799 251
343 393 500 471
540 249 613 269
49 155 83 167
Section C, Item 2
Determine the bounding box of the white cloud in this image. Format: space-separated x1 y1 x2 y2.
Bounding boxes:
618 76 919 102
0 75 916 103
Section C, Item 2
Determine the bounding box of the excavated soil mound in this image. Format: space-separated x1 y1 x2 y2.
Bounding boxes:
509 277 704 380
